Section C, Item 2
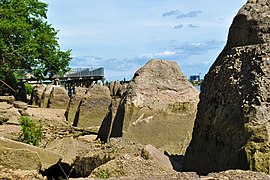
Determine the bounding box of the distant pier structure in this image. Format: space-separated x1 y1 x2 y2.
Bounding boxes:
21 67 105 96
63 67 105 95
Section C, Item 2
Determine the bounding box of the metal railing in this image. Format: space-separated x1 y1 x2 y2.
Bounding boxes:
65 67 104 78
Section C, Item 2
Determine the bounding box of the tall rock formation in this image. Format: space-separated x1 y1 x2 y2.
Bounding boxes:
65 87 87 125
99 59 199 154
72 85 111 129
184 0 270 175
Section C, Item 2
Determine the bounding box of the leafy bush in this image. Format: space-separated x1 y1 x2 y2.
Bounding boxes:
17 116 43 146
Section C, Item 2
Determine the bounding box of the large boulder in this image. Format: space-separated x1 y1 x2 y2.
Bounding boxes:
184 0 270 175
73 85 111 129
100 59 199 154
47 86 70 109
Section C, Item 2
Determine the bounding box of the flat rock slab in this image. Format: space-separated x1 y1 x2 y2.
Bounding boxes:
13 101 28 110
26 107 67 127
0 146 41 170
0 137 61 171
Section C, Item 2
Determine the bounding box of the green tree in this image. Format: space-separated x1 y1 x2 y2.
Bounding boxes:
0 0 71 88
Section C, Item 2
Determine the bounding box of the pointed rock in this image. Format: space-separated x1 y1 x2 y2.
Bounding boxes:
109 59 199 154
184 0 270 175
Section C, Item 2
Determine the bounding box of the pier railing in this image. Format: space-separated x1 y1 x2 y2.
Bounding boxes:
65 67 104 78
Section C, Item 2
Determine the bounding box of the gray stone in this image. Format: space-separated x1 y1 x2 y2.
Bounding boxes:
48 86 70 109
184 0 270 175
0 103 21 125
141 144 182 171
13 101 28 110
0 102 12 110
78 135 97 143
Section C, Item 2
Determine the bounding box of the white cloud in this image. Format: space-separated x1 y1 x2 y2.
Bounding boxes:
155 51 177 56
140 51 177 59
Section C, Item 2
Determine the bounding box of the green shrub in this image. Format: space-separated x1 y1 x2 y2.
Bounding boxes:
17 116 43 146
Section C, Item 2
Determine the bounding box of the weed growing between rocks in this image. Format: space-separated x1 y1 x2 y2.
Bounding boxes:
99 169 110 179
17 116 43 146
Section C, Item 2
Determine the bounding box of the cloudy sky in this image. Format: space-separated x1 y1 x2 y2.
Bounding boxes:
42 0 246 81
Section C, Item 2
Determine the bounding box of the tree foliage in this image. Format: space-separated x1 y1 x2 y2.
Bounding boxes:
0 0 71 85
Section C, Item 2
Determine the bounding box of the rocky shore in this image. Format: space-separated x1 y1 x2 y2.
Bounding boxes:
1 0 270 179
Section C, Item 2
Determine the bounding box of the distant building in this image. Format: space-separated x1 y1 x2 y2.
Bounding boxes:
190 75 200 82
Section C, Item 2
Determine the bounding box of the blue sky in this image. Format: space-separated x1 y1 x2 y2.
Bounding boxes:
42 0 246 81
